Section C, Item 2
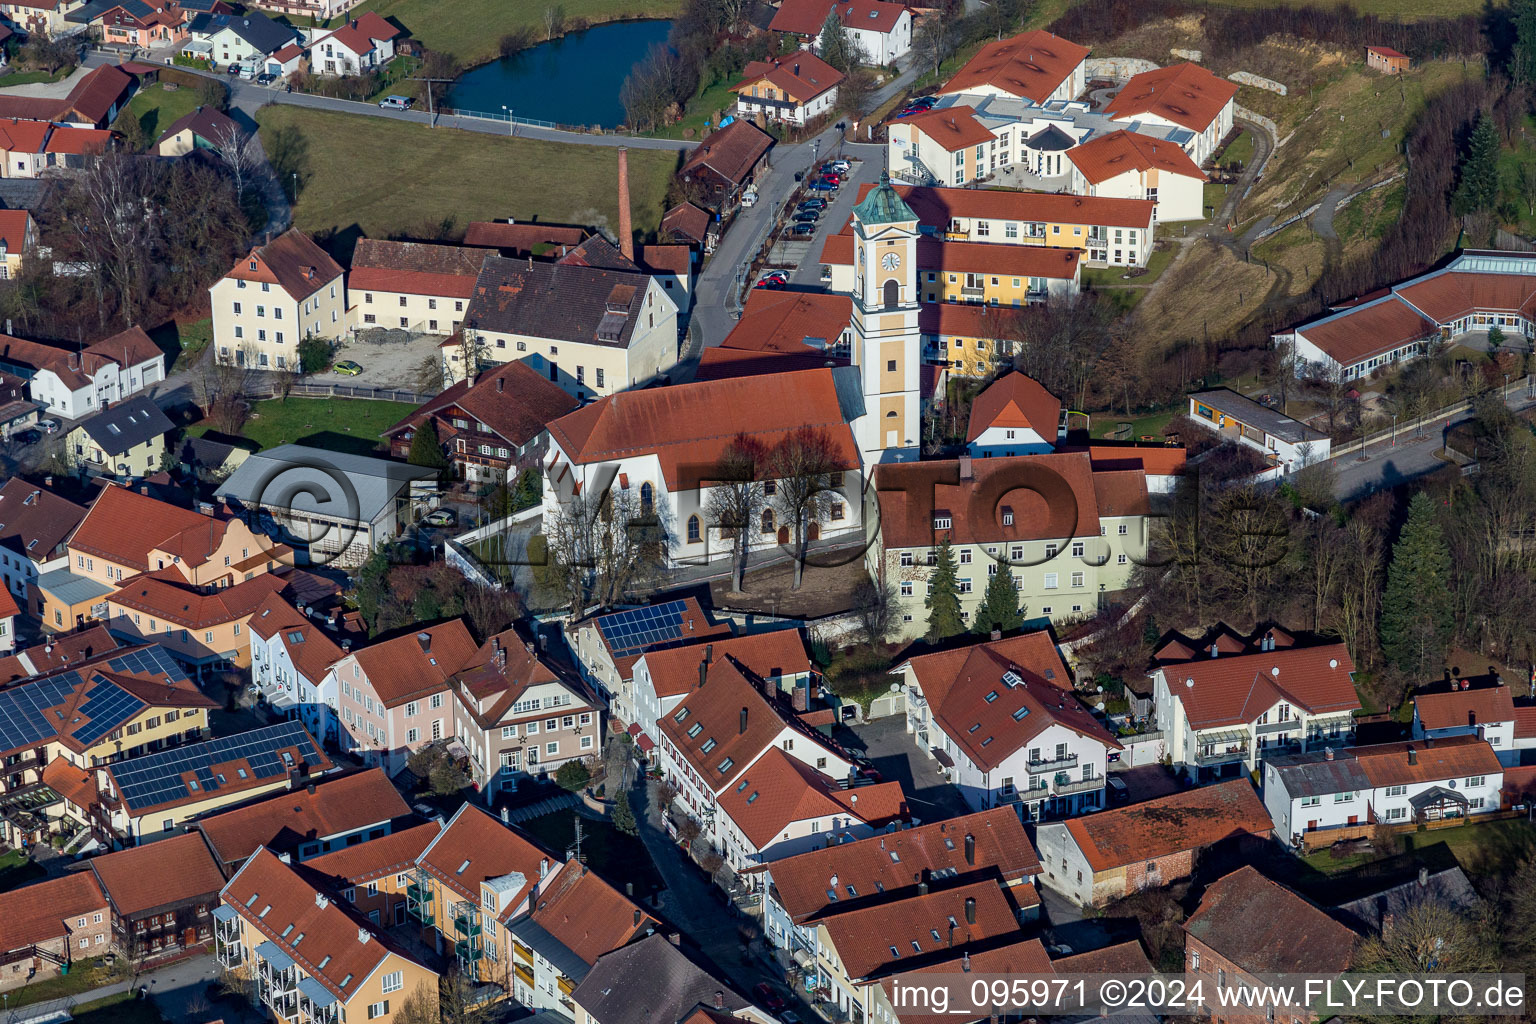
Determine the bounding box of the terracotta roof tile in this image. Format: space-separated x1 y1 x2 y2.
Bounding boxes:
966 372 1060 443
821 230 1080 279
848 182 1155 230
1350 735 1502 788
350 619 478 708
1414 684 1516 732
154 104 239 147
1290 293 1436 368
637 244 691 278
528 858 660 965
770 0 907 34
1055 939 1155 974
0 118 50 152
638 629 810 700
693 348 846 381
1517 706 1536 740
1160 636 1359 730
0 209 29 255
1063 779 1271 873
197 768 409 869
303 820 441 885
226 229 343 302
733 53 845 104
349 239 487 299
0 872 107 952
418 803 556 909
680 118 773 187
1184 865 1356 972
716 747 907 847
587 596 732 683
899 106 995 151
820 879 1028 980
661 202 711 244
901 633 1119 772
657 656 803 789
940 30 1088 103
1395 269 1536 322
722 290 851 355
109 571 288 630
1105 62 1238 134
877 938 1052 1024
1067 129 1207 186
1367 45 1409 59
462 221 587 255
317 10 400 55
767 806 1040 923
1055 441 1187 478
92 831 225 916
0 478 83 569
69 484 213 569
42 755 97 810
383 359 577 451
245 592 345 684
45 128 112 155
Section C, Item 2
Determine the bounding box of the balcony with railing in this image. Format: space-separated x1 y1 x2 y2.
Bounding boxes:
405 868 435 927
1025 752 1079 774
959 286 985 301
1195 744 1250 766
299 976 341 1024
255 943 299 1019
452 900 481 978
213 907 241 968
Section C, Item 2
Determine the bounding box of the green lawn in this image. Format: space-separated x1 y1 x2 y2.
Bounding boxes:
148 317 212 375
0 848 44 892
1220 130 1254 168
651 79 739 140
71 992 165 1024
188 397 418 455
1303 819 1536 880
519 809 664 899
293 0 682 67
7 956 129 1011
1091 407 1179 440
0 65 75 87
256 107 677 247
122 84 204 145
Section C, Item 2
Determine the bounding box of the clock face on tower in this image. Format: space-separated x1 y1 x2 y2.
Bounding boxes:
881 251 900 271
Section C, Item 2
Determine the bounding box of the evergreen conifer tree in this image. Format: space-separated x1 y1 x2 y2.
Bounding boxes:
1380 492 1454 674
925 538 965 641
972 565 1024 635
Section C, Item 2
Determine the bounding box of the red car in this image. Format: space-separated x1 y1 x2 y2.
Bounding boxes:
821 172 842 184
755 983 788 1012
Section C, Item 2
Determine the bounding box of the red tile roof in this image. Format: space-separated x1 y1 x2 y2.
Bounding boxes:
350 619 478 708
528 858 660 965
680 118 773 188
770 0 907 34
846 182 1156 230
69 483 220 570
303 820 442 885
587 595 731 683
110 569 288 629
766 806 1040 923
0 479 84 572
721 289 851 354
1368 45 1409 59
715 747 906 848
820 229 1081 279
224 848 427 1003
225 229 343 301
693 348 846 382
245 592 345 684
92 831 225 916
45 127 113 155
1161 638 1358 730
900 632 1119 772
348 239 487 299
940 30 1088 103
897 106 995 152
1055 939 1154 974
874 451 1145 547
1414 684 1517 732
657 656 809 790
1349 735 1502 788
1056 441 1187 478
319 10 400 55
462 221 587 255
876 938 1052 1024
1064 779 1271 873
733 53 845 104
0 209 31 255
1291 294 1437 368
638 629 810 699
417 803 554 911
42 755 97 810
546 368 860 490
1517 706 1536 740
59 65 133 127
820 878 1027 980
0 118 49 153
1105 62 1238 134
661 202 712 245
196 768 409 869
1184 865 1356 972
637 244 691 278
1395 269 1536 323
382 358 577 452
0 872 107 953
0 585 16 621
1067 129 1207 186
966 372 1060 443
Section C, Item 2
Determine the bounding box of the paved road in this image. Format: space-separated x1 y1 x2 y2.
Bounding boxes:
83 50 693 151
5 952 227 1024
1330 381 1536 500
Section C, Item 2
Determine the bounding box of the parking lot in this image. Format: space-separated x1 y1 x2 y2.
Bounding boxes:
843 715 971 822
307 328 446 391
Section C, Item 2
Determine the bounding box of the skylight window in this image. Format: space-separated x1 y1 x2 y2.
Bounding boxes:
984 691 999 703
319 955 331 970
889 946 900 958
281 924 294 937
889 851 901 863
846 885 857 897
701 738 717 754
943 838 955 850
674 708 690 722
259 905 271 918
341 974 353 987
457 859 471 874
736 779 750 793
245 894 259 908
747 791 759 804
930 929 941 941
1012 707 1030 721
687 723 703 738
911 940 922 953
981 737 994 746
967 724 980 734
718 757 734 774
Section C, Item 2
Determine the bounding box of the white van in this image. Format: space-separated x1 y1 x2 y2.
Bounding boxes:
379 95 414 110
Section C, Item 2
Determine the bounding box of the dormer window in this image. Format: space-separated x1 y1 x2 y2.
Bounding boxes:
1002 507 1014 526
933 514 952 530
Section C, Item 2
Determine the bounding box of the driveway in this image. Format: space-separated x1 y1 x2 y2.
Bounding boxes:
0 64 92 98
842 715 970 823
308 328 446 390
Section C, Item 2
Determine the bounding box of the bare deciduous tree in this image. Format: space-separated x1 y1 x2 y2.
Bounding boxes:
852 575 898 645
705 433 770 594
543 4 566 40
54 149 157 328
913 16 953 78
539 484 662 616
770 426 844 590
210 124 261 207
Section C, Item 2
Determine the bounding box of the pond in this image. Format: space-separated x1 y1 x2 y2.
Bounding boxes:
445 19 674 130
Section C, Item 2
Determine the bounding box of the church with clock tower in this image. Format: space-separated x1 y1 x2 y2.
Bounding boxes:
848 172 923 464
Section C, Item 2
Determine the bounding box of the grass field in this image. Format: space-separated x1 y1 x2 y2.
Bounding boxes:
8 956 129 1011
256 107 677 247
71 993 164 1024
149 317 212 375
1302 818 1536 879
189 397 417 455
0 848 42 892
521 809 664 898
1091 407 1178 440
0 65 75 87
298 0 681 67
122 84 203 144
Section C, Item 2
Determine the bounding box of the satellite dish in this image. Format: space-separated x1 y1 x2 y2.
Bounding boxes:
1185 678 1194 688
1271 666 1280 676
1329 659 1338 669
889 682 901 693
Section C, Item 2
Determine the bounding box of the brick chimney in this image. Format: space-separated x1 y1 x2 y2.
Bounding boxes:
617 147 635 262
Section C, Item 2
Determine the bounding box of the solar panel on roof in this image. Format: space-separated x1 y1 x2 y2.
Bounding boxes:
111 721 322 811
72 685 146 746
596 600 691 657
0 674 78 752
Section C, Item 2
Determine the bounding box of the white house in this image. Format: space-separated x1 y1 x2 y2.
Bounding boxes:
209 230 346 372
188 10 302 68
731 53 843 126
938 30 1087 106
1412 679 1519 758
1263 735 1505 848
0 479 86 618
1066 129 1207 223
1104 62 1237 166
0 583 15 652
653 651 866 875
769 0 912 65
307 11 401 76
246 591 347 745
897 631 1120 820
0 327 165 420
1185 389 1331 471
1151 625 1360 783
966 372 1064 457
542 367 866 569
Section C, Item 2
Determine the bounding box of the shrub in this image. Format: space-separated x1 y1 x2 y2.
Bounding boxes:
555 759 591 792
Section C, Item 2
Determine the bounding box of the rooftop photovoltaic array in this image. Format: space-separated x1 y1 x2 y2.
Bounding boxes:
71 686 147 746
105 647 185 683
596 600 691 657
111 720 323 812
0 675 79 750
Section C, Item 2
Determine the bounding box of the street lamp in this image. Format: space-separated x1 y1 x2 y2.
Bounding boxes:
502 105 514 137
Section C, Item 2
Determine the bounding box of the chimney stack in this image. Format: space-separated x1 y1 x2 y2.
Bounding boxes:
990 628 1001 642
964 896 976 924
617 147 635 262
958 454 972 480
964 833 975 866
713 992 725 1010
1407 746 1417 765
739 706 749 734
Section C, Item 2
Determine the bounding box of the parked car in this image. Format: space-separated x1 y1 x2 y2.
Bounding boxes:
741 184 759 208
756 271 788 288
226 62 243 76
238 64 256 80
910 95 937 109
1106 776 1130 803
334 360 363 376
379 95 414 110
754 984 788 1013
422 509 456 528
807 179 837 192
828 159 851 173
38 418 59 434
820 171 842 184
786 222 816 237
798 198 827 210
793 210 820 223
13 428 39 445
257 72 277 85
